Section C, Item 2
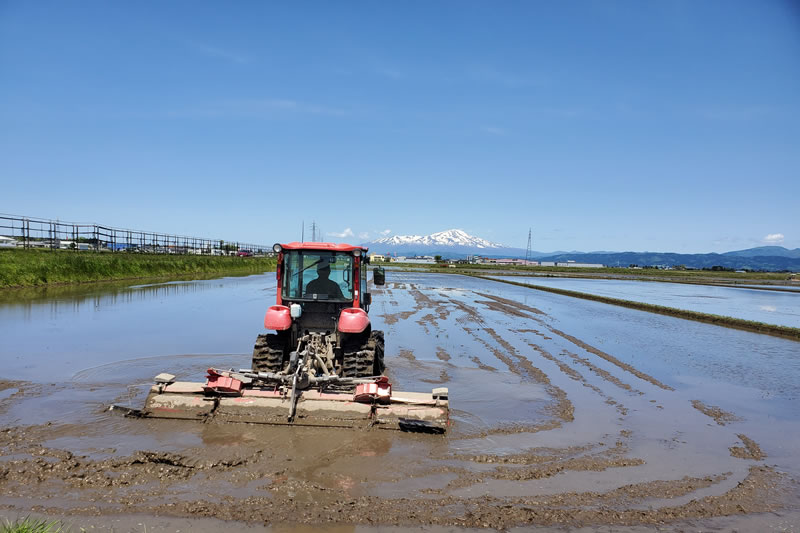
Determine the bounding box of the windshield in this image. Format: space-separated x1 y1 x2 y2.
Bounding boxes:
282 251 354 301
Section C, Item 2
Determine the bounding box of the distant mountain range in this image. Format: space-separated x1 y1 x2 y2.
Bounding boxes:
362 230 800 271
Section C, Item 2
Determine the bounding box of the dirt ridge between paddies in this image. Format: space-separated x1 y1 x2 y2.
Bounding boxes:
472 274 800 342
0 249 277 289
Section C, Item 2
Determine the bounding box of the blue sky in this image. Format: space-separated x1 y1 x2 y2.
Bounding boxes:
1 1 798 253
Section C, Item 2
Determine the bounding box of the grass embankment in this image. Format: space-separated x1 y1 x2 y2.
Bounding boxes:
476 275 800 342
0 249 277 289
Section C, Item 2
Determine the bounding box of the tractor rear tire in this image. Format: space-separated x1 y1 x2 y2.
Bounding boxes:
252 333 287 373
368 330 385 376
341 330 385 378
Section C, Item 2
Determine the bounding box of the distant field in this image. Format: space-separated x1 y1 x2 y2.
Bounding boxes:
388 262 794 284
0 249 277 288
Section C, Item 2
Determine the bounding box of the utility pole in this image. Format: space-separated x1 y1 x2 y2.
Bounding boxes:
525 228 532 264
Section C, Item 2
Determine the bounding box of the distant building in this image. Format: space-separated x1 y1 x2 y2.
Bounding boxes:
401 256 436 264
0 236 18 247
556 261 604 268
59 241 93 251
474 256 538 266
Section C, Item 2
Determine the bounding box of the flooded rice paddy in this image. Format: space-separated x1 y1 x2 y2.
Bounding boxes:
0 272 799 531
489 275 800 328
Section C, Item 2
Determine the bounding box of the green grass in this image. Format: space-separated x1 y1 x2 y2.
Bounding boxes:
0 249 277 288
1 517 67 533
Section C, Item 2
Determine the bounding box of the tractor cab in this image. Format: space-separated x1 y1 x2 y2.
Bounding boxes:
283 250 357 304
268 242 380 338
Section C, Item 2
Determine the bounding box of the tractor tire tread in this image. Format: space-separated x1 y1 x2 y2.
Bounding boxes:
252 333 286 373
341 330 385 378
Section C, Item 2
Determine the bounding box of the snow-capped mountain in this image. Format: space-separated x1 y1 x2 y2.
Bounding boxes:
371 229 504 249
364 229 523 257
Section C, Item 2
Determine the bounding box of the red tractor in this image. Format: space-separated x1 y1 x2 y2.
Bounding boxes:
122 241 448 431
253 242 386 379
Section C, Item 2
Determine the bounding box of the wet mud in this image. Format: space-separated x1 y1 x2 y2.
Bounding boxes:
692 399 743 426
0 272 798 530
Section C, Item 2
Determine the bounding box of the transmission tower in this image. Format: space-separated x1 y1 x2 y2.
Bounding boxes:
310 221 319 242
525 228 532 263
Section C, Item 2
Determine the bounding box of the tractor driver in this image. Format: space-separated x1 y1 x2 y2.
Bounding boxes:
305 261 344 299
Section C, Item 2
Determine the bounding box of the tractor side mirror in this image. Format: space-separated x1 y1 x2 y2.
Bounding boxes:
373 266 385 286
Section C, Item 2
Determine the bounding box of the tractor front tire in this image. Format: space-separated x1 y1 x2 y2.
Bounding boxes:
252 333 287 373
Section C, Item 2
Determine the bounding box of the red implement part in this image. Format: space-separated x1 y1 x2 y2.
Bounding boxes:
205 368 244 394
354 376 391 404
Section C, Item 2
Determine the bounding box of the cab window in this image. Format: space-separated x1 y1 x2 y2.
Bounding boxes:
282 251 353 301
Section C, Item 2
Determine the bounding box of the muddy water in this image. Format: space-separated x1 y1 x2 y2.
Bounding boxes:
0 272 799 530
489 275 800 328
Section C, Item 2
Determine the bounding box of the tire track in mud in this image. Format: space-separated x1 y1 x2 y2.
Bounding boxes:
435 347 451 362
475 292 546 316
447 288 769 508
730 434 766 460
468 356 497 371
471 289 672 392
692 400 743 426
382 283 451 328
559 348 643 395
452 294 636 429
459 317 575 425
512 335 631 417
547 327 674 391
452 294 639 435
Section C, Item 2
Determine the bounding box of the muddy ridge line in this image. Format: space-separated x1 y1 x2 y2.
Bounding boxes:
473 275 800 341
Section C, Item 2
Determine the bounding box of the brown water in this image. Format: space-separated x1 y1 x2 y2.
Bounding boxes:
0 272 798 530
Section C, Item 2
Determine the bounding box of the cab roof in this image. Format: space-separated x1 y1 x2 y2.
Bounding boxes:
280 242 369 253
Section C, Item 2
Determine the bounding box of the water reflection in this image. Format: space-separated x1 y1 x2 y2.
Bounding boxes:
0 274 275 382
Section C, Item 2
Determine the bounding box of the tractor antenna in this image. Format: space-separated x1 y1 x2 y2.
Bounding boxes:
301 220 305 243
525 228 532 263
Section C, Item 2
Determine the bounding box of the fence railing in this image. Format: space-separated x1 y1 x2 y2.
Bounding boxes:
0 214 271 256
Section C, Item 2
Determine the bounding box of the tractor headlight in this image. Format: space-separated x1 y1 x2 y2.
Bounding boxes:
272 243 282 253
353 249 362 257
